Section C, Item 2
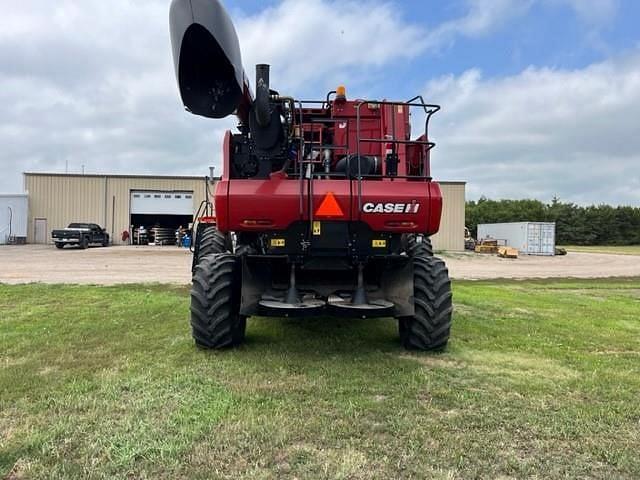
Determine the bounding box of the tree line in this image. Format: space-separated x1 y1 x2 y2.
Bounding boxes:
466 197 640 245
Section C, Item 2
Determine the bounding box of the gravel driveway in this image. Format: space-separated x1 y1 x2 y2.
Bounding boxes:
0 245 638 285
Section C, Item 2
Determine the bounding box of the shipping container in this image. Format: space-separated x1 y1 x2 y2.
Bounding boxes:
0 194 28 244
477 222 555 256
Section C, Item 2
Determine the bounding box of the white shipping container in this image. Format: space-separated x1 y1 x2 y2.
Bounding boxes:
477 222 555 256
0 194 29 244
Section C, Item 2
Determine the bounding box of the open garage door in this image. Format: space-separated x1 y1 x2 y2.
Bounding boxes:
130 190 194 245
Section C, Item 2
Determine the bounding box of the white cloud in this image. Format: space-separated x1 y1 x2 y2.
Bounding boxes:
235 0 424 91
425 0 533 49
552 0 618 25
424 51 640 205
235 0 540 91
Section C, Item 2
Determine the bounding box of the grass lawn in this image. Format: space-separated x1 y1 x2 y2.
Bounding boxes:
562 245 640 255
1 280 639 479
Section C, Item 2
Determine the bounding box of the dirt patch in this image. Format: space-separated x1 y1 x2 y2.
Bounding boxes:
0 245 639 285
462 350 579 381
0 245 192 285
443 250 640 280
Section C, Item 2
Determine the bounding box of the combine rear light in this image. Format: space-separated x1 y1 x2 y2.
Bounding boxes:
242 219 274 227
385 221 417 228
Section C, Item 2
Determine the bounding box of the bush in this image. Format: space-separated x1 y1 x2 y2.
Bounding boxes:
466 196 640 245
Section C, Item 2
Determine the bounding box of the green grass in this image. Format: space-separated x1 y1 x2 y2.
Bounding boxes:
1 280 639 479
562 245 640 255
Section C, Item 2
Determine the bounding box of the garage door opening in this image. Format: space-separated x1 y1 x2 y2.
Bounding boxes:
130 191 194 245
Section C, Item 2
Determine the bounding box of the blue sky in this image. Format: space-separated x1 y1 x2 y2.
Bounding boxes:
229 0 639 91
0 0 639 204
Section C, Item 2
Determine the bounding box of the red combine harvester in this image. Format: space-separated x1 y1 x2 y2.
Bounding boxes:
170 0 453 350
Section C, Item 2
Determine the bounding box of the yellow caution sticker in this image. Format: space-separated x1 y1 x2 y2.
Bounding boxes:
372 239 387 248
270 238 285 247
312 221 321 236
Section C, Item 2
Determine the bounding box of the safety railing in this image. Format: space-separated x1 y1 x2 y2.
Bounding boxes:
287 96 440 218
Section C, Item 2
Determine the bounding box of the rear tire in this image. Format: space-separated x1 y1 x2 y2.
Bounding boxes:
399 256 453 350
404 234 433 257
102 235 109 247
190 254 245 349
200 226 229 255
55 243 64 249
79 237 89 249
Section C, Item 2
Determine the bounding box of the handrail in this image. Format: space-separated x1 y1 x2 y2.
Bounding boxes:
292 97 440 218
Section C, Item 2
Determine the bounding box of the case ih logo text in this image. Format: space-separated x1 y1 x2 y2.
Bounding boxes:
363 202 420 214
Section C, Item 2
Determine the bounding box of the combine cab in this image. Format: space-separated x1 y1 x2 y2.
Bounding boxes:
170 0 453 350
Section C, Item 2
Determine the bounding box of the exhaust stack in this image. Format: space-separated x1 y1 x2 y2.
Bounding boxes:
254 64 271 127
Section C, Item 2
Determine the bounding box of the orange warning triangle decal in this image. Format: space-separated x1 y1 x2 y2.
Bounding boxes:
315 192 344 217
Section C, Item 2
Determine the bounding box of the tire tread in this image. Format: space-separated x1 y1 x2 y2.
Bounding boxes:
400 255 453 350
189 254 245 349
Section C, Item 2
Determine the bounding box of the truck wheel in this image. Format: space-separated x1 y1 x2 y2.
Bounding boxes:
80 237 89 249
55 243 64 249
190 254 245 349
399 256 453 350
102 235 109 247
404 234 433 257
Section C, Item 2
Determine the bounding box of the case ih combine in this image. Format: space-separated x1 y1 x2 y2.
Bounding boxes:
170 0 453 350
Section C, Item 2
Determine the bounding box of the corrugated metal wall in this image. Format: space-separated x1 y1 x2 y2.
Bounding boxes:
24 174 208 244
431 182 466 252
0 194 29 244
24 174 465 250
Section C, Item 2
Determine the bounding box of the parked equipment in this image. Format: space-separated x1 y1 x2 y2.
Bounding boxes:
474 238 500 254
169 0 453 350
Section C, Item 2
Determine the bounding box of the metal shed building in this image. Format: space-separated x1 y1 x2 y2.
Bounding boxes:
0 194 28 244
23 173 465 250
431 182 466 252
24 173 209 245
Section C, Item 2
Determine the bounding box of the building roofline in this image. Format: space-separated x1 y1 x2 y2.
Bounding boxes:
22 171 465 185
23 172 213 181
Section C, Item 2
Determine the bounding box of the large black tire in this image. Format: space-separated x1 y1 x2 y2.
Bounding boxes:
79 236 89 249
55 242 64 249
102 235 109 247
192 225 231 276
197 226 230 257
190 254 245 349
399 256 453 350
404 234 433 257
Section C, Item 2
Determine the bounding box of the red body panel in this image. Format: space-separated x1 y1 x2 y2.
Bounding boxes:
354 179 442 234
215 98 443 236
217 176 442 235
